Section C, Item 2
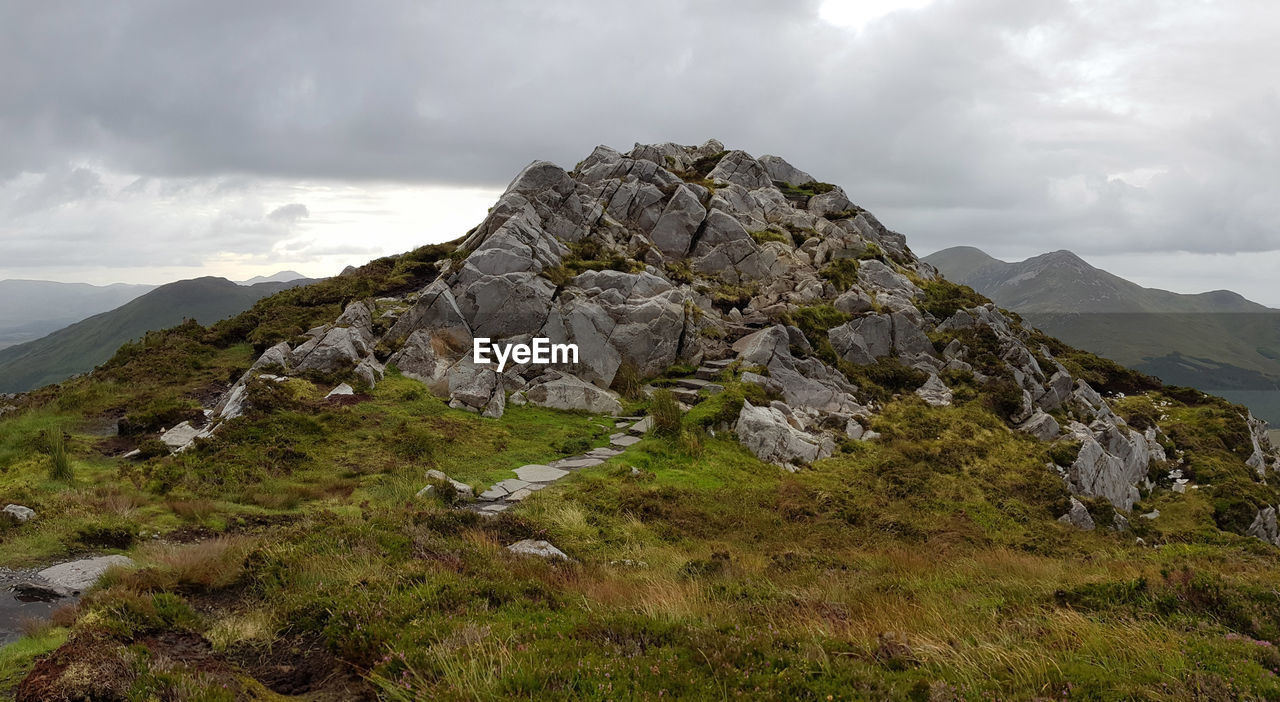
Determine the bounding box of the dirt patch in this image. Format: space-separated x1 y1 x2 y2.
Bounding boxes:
17 629 135 702
190 380 233 408
326 393 373 407
93 435 137 457
162 525 220 543
138 630 232 675
228 634 375 699
226 512 300 533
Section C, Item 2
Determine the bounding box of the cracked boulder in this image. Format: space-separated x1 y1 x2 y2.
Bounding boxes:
734 400 832 469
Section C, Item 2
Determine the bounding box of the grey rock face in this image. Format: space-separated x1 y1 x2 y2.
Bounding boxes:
829 315 891 365
1018 411 1061 441
691 210 767 284
735 401 831 469
354 358 385 388
857 260 916 297
292 325 373 374
758 155 815 186
252 341 292 373
388 330 455 395
447 360 501 413
1245 411 1277 476
1058 497 1096 530
650 185 706 257
732 326 865 416
1064 418 1150 511
833 289 874 315
1247 506 1280 545
915 375 953 407
457 272 556 339
707 150 772 189
160 421 205 451
385 279 472 350
806 189 855 218
1035 371 1075 412
517 372 623 416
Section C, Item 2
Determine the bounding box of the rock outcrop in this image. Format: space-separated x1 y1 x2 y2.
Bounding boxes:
195 139 1220 520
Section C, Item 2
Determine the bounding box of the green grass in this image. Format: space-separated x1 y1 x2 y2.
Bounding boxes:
0 628 68 697
7 258 1280 697
749 229 791 246
7 373 1280 698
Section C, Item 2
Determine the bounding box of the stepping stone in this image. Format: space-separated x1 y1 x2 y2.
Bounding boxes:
609 432 626 441
695 367 722 380
494 478 530 494
480 503 509 513
551 457 605 470
675 378 711 390
478 486 508 501
611 435 642 448
670 388 700 404
515 464 570 483
506 488 535 502
615 421 631 429
705 358 735 368
629 417 653 434
587 447 623 458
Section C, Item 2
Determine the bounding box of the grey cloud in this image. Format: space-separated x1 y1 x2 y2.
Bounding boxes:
1 0 1279 275
268 203 309 223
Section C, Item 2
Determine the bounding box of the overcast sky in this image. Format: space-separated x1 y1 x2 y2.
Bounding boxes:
2 0 1279 303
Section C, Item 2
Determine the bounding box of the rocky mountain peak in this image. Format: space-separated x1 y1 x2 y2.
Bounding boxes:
177 140 1278 526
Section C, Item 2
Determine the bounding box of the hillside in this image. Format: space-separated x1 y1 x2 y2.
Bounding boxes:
0 277 310 393
0 280 155 350
236 270 307 286
924 247 1267 314
4 142 1280 699
926 246 1280 422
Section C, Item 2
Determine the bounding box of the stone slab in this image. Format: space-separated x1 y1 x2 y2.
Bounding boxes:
515 464 570 483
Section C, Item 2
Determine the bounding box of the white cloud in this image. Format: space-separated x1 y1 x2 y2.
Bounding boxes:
818 0 938 30
0 0 1277 301
0 168 500 284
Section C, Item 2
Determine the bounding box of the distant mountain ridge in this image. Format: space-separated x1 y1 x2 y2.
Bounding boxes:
925 246 1280 422
925 247 1268 314
0 276 312 392
0 279 156 350
237 270 307 286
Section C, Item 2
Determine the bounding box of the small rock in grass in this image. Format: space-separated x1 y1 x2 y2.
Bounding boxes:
325 383 355 399
3 504 35 523
506 539 569 560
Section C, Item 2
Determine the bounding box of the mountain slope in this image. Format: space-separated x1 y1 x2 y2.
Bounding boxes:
924 247 1268 314
0 280 155 349
236 270 307 285
5 142 1280 699
0 276 310 392
926 246 1280 422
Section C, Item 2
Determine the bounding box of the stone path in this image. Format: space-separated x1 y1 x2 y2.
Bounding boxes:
466 416 647 514
657 359 732 405
456 358 736 515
